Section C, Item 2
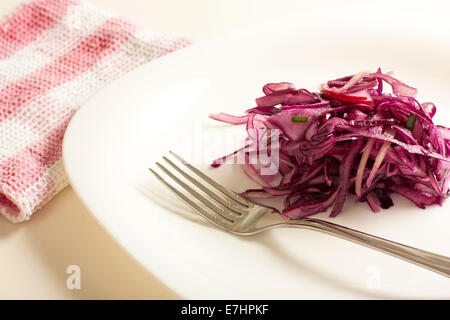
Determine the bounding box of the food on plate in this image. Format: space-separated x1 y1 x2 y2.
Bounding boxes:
210 69 450 219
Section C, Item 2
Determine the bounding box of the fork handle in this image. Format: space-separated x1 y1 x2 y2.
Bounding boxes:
285 218 450 277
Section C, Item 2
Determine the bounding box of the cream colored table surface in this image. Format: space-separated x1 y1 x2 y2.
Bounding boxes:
0 0 447 299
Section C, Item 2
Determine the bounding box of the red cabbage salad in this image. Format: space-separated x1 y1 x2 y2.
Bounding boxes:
209 69 450 219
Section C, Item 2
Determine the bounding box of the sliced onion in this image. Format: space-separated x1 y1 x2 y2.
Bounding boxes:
355 138 375 198
366 128 395 188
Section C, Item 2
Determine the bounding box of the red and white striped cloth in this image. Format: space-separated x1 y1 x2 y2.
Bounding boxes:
0 0 190 223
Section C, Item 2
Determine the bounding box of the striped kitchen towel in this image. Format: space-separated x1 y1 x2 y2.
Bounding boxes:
0 0 190 222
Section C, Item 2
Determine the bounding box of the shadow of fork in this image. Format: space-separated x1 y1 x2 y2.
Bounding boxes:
137 183 211 227
139 182 405 299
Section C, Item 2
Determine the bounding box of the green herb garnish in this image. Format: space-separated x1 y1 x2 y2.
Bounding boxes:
405 113 418 130
291 116 310 123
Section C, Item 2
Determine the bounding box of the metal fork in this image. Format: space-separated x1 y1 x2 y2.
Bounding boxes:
150 151 450 278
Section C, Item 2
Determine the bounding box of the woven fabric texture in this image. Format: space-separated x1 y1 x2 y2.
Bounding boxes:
0 0 190 222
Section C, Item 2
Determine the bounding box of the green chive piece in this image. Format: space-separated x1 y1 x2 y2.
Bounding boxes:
291 116 310 123
406 113 418 130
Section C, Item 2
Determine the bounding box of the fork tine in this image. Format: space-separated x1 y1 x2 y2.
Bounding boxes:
149 168 232 230
155 162 238 223
169 151 249 207
162 156 245 215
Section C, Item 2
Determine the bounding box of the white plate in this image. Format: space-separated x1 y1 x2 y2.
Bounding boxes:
63 5 450 299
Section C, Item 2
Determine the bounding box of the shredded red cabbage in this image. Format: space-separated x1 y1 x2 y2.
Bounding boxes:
209 69 450 219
